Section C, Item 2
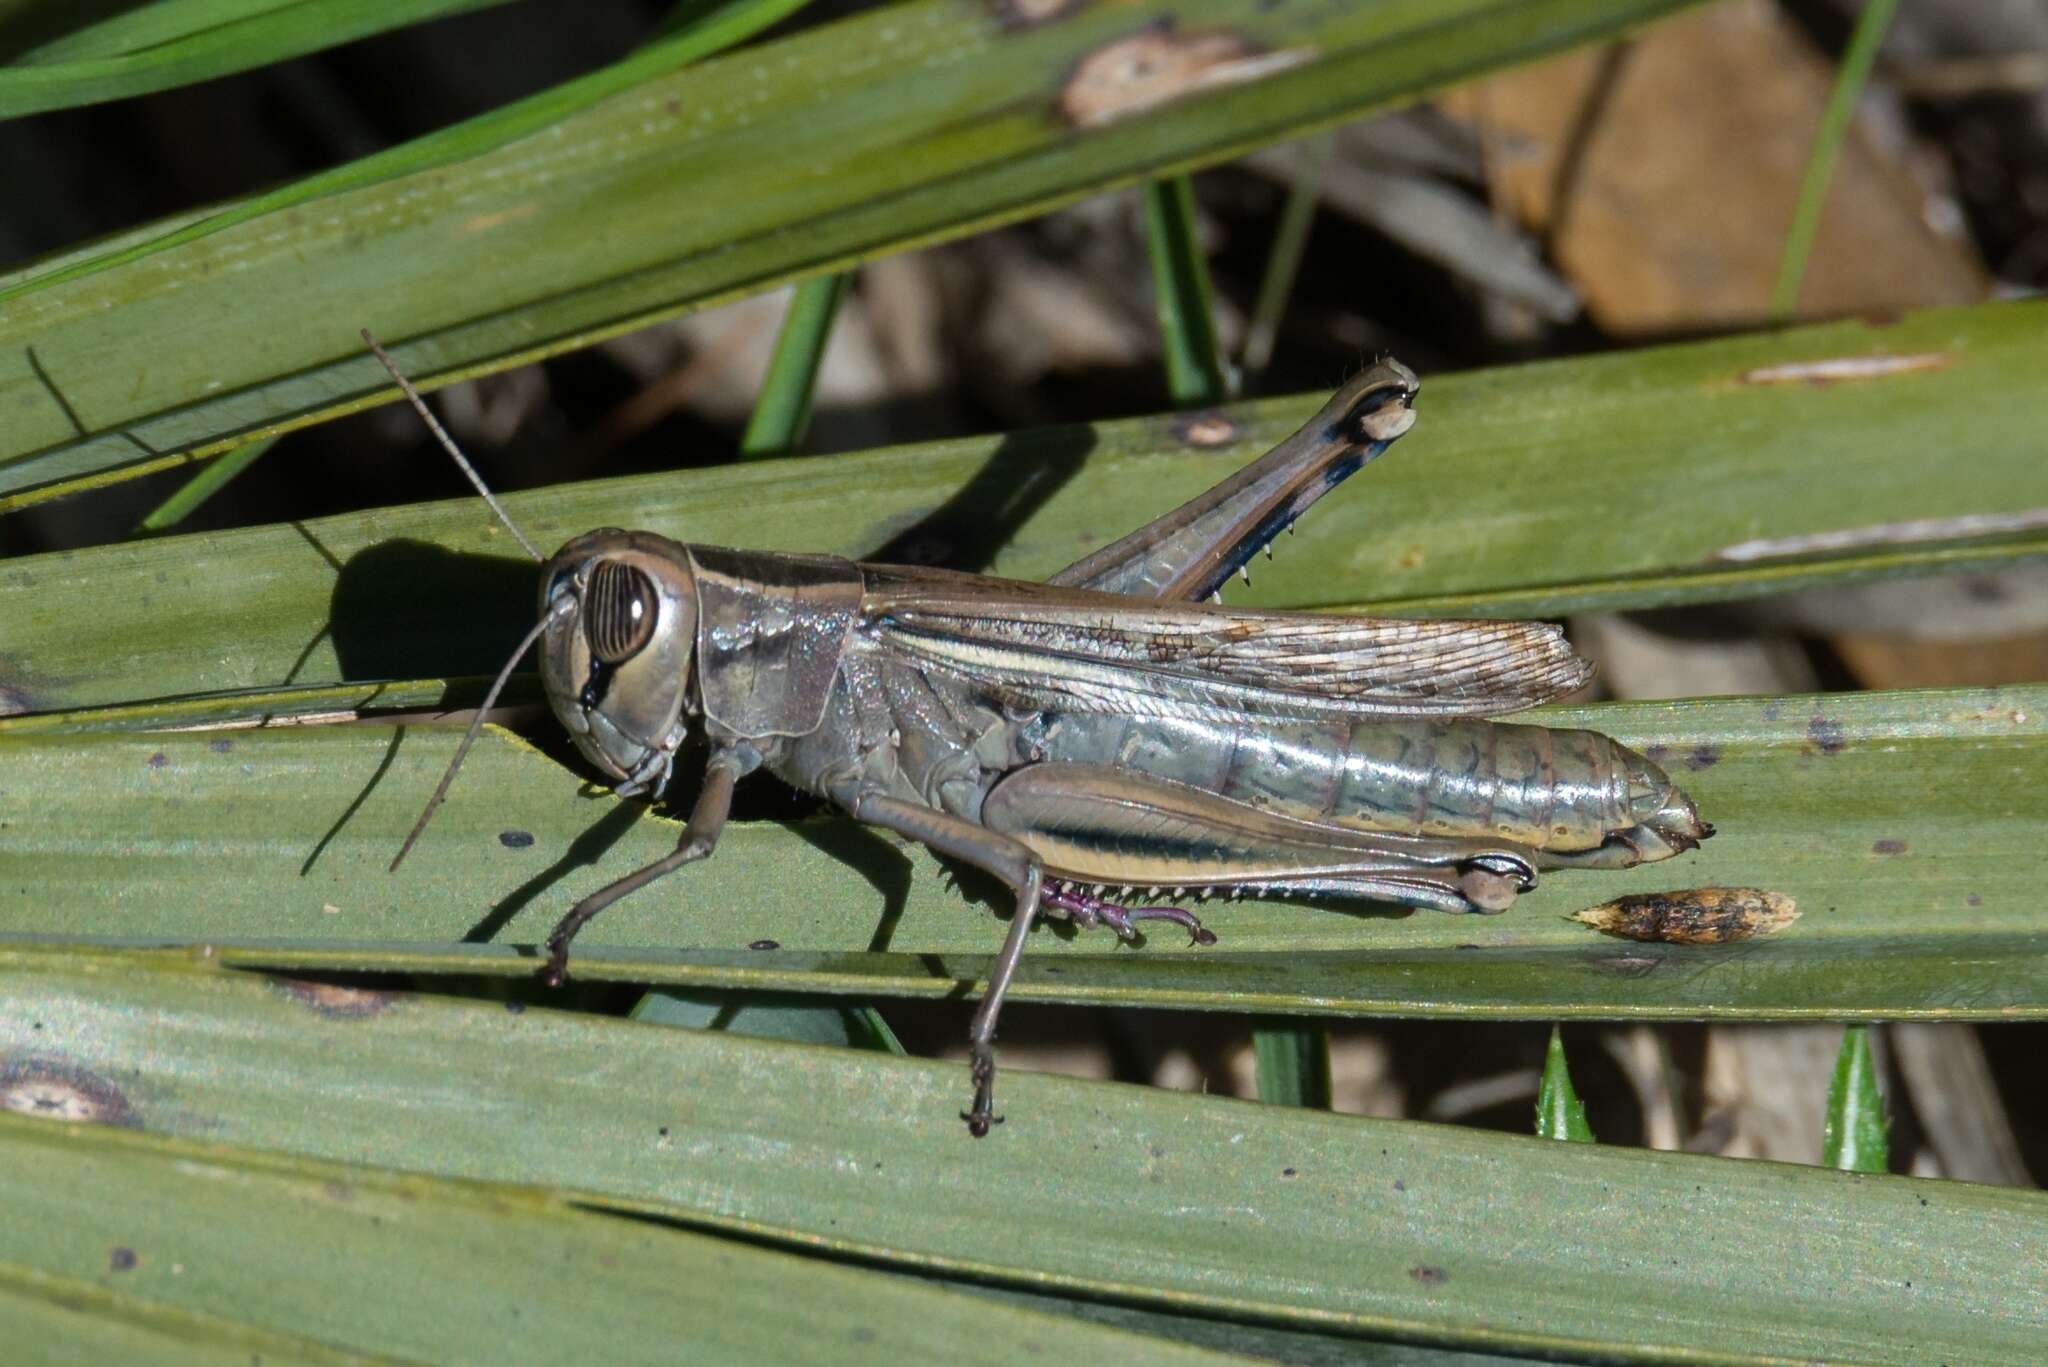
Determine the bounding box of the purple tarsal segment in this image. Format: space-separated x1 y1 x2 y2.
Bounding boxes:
1039 881 1218 947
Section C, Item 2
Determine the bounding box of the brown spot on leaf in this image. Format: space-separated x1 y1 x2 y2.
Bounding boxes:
109 1247 138 1273
1572 888 1798 945
748 938 780 951
498 830 536 850
0 1057 138 1127
1409 1265 1449 1285
1738 353 1949 386
268 979 402 1019
1059 25 1315 129
1643 743 1669 765
989 0 1087 30
1172 411 1239 447
1683 744 1721 771
147 752 167 769
1806 716 1846 755
1872 839 1907 856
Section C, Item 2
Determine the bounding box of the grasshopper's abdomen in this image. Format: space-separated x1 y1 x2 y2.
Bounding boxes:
1026 713 1644 856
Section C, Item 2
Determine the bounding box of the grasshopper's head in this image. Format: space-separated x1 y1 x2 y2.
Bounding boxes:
538 529 700 795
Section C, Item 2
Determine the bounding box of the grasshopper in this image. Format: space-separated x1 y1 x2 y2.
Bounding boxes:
370 336 1711 1135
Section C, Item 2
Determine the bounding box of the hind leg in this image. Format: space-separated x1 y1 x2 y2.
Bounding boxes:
846 791 1042 1137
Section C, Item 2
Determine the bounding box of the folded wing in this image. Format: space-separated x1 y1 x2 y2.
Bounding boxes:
861 568 1591 723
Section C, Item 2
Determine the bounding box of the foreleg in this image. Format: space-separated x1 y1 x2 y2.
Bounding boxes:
540 747 759 986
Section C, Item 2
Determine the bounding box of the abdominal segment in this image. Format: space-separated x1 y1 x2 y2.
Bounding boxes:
1023 712 1634 855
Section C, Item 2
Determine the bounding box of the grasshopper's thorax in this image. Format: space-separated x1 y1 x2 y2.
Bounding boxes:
538 529 701 797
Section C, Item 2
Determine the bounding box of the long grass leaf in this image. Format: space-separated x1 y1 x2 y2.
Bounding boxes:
0 0 808 300
0 303 2036 717
5 945 2045 1364
2 687 2042 1020
0 0 1708 508
0 1112 1222 1364
0 0 511 117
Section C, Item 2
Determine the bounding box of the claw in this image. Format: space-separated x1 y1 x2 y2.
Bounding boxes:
963 1048 1003 1137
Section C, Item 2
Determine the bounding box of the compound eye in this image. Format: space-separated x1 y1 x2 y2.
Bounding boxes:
583 561 659 665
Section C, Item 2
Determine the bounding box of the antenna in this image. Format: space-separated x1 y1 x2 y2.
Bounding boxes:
360 328 543 563
389 597 571 872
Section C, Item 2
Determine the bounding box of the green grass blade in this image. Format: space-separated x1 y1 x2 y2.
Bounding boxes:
0 0 807 304
0 1 512 118
1 687 2043 1020
3 302 2037 718
0 0 1706 508
5 945 2046 1364
1241 133 1331 386
952 1280 1534 1366
1535 1026 1594 1142
1769 0 1902 321
1251 1022 1332 1109
0 1113 1225 1366
739 273 853 457
1822 1025 1889 1173
0 1260 385 1367
1143 177 1230 405
133 436 279 535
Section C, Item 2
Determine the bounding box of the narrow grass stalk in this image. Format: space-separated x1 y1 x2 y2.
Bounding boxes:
0 1 510 119
1252 1020 1332 1109
1142 178 1230 406
1823 1024 1889 1172
1242 134 1332 388
133 435 278 534
739 273 851 457
1770 0 1901 321
1152 174 1316 1095
1536 1025 1595 1142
